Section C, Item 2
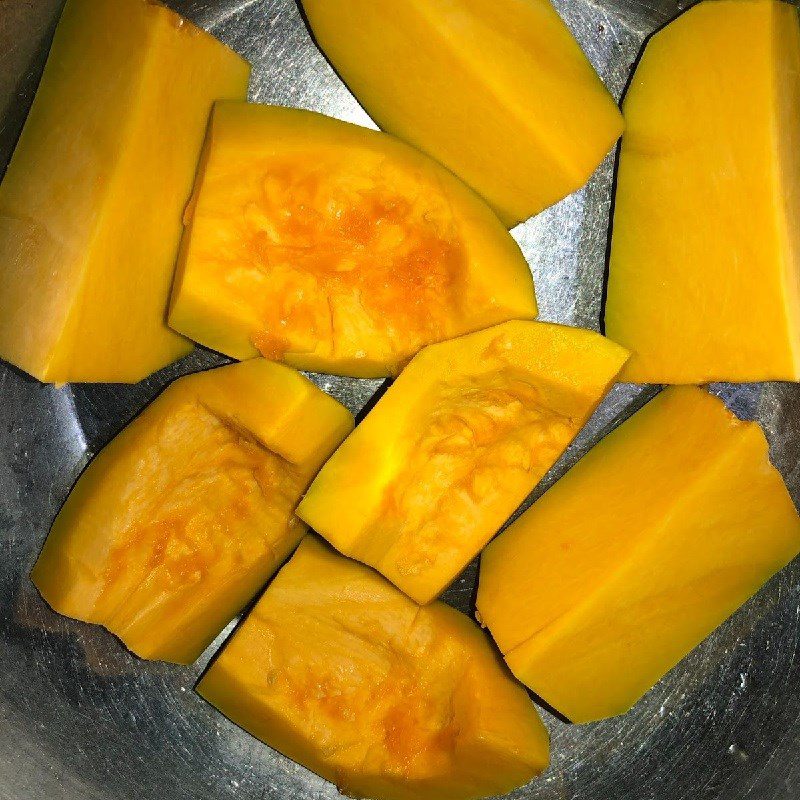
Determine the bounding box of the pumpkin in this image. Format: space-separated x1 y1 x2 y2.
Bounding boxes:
168 103 538 377
297 321 629 604
31 360 353 664
606 0 800 383
197 536 549 800
0 0 250 383
301 0 623 226
478 386 800 723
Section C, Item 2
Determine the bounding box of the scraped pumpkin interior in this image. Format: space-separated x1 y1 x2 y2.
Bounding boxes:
197 535 550 800
31 360 353 664
212 155 468 362
298 321 630 604
169 103 538 377
97 401 305 629
362 370 576 583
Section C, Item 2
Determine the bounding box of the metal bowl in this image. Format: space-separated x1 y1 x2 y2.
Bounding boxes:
2 1 799 798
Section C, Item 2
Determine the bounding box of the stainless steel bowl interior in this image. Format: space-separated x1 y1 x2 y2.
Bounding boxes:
2 1 800 799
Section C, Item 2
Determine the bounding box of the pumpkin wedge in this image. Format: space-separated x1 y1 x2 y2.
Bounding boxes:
297 321 629 604
0 0 250 384
301 0 623 226
606 0 800 383
31 360 353 664
478 386 800 723
197 536 550 800
168 103 538 377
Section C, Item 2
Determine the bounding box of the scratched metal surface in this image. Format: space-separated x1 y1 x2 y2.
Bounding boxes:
1 1 800 798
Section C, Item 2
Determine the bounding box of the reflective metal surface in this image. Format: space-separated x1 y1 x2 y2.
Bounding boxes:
2 1 800 798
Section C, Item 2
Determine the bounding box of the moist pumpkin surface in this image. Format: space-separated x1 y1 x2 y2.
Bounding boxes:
197 535 550 800
169 103 538 377
298 321 629 603
31 360 353 664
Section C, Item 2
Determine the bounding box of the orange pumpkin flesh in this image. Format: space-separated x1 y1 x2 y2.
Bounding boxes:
477 387 800 723
31 360 353 664
243 159 468 364
0 0 250 384
297 321 629 604
300 0 624 227
197 536 550 800
169 103 538 377
605 0 800 383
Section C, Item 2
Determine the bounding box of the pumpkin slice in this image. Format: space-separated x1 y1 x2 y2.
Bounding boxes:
168 103 538 377
477 386 800 723
197 536 549 800
301 0 623 226
0 0 250 384
297 321 629 604
606 0 800 383
31 360 353 664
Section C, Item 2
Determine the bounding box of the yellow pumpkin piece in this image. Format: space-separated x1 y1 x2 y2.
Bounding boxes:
301 0 623 227
606 0 800 383
297 321 629 604
197 536 549 800
0 0 250 384
477 386 800 724
31 360 353 665
168 103 538 377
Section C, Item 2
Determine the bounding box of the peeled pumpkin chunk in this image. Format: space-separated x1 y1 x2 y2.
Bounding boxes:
0 0 250 384
301 0 623 226
168 102 538 378
606 0 800 383
31 360 353 665
297 321 629 604
197 535 549 800
477 386 800 724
